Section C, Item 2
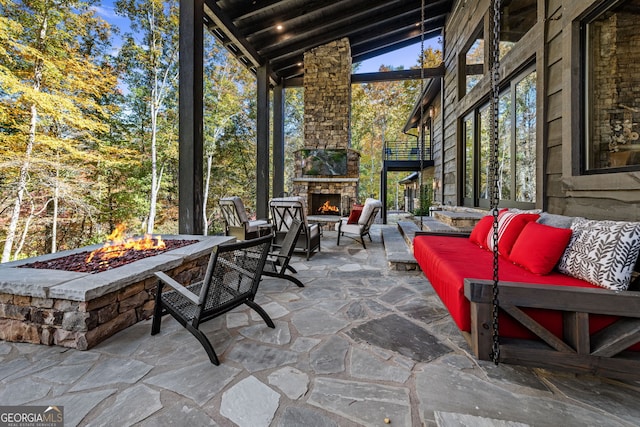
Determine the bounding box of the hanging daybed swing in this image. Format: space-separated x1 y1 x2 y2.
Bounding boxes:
416 0 502 365
415 0 640 380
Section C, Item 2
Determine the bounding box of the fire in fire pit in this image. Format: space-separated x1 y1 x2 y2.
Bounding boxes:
86 223 164 263
20 224 198 274
317 200 339 215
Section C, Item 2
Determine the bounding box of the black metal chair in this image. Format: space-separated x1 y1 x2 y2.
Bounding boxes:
262 218 305 288
219 196 269 240
269 196 320 260
151 234 273 365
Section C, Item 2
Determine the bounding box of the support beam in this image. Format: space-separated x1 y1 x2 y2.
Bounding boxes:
273 83 285 198
352 64 445 83
381 165 388 224
179 0 204 235
256 64 271 220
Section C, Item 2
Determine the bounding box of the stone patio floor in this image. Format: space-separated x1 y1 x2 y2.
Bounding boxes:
1 226 640 426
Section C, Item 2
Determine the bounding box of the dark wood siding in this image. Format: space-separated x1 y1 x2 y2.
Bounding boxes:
439 0 640 221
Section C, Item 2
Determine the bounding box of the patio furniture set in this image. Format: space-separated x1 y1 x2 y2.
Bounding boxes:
219 195 383 258
152 196 383 365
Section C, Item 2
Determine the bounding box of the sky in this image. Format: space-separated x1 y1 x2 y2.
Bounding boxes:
94 1 439 74
355 41 435 73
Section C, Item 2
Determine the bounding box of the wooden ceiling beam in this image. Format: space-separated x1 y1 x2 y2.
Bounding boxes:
240 0 385 39
228 0 296 22
203 0 264 68
255 1 419 55
351 20 445 62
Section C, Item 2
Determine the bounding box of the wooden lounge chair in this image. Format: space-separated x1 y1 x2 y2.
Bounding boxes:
151 234 273 365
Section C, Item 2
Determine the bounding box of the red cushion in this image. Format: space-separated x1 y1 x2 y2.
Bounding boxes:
486 211 540 257
347 204 363 224
469 216 493 248
414 235 600 336
509 222 572 275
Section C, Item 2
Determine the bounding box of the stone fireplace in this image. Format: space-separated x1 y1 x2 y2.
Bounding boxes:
292 37 360 215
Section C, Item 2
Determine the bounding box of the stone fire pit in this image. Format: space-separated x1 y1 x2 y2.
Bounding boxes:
0 235 234 350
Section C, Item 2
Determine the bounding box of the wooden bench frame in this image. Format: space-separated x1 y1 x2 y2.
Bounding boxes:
464 279 640 380
414 230 640 379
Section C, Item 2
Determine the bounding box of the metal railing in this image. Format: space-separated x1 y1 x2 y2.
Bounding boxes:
383 140 432 161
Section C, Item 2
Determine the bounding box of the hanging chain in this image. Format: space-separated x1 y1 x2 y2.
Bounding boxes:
418 0 425 228
489 0 502 365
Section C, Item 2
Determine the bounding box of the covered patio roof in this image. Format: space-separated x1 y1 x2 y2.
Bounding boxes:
204 0 453 83
179 0 453 234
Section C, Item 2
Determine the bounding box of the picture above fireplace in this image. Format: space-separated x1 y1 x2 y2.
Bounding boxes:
301 149 347 176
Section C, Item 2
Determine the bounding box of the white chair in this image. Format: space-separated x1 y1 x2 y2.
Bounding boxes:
335 198 382 249
269 196 321 260
219 197 269 240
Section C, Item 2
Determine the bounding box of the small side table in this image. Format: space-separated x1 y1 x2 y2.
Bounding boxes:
307 215 342 236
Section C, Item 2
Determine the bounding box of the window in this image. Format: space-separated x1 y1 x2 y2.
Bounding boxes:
583 0 640 172
462 26 484 96
462 67 537 208
499 0 538 59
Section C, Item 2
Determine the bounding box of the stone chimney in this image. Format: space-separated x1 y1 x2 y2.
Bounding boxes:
293 38 360 216
303 37 352 149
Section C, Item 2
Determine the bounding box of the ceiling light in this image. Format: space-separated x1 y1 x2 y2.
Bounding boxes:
276 24 284 30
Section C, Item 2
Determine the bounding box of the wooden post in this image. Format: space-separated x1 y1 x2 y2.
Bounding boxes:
256 64 270 220
273 83 285 198
178 0 204 235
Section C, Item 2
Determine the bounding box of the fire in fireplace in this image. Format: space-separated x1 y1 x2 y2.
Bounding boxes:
310 193 341 216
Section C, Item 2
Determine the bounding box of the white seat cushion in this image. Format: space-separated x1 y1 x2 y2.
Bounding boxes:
336 221 362 235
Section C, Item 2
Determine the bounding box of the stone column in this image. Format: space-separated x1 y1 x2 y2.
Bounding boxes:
303 38 352 149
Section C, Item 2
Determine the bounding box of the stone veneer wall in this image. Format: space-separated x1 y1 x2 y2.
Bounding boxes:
303 37 352 149
0 255 209 350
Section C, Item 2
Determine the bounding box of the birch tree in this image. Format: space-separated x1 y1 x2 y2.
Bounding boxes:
0 0 117 261
202 39 247 234
116 0 179 234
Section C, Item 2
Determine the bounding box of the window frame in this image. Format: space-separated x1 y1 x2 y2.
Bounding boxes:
580 0 640 175
460 64 537 210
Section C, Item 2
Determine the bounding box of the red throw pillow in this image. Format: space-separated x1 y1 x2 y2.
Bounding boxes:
509 222 573 274
486 211 540 256
469 216 494 248
347 204 364 224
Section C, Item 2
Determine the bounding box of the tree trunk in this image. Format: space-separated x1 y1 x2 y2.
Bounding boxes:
2 107 37 263
51 165 59 253
202 154 213 235
146 94 159 234
2 8 47 263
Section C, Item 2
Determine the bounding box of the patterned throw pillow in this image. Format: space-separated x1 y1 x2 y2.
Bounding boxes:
557 218 640 291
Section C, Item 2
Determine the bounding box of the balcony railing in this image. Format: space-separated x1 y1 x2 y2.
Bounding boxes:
383 140 432 162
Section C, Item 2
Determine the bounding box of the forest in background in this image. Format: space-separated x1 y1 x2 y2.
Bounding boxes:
0 0 441 261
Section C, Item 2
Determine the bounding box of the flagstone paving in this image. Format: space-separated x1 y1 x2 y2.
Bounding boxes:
1 225 640 426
